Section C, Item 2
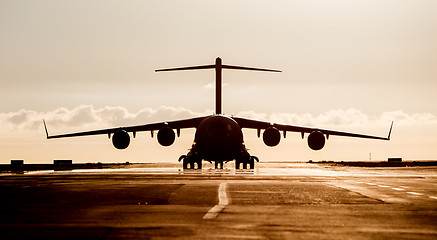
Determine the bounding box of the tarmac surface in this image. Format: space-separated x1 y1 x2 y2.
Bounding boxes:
1 162 436 239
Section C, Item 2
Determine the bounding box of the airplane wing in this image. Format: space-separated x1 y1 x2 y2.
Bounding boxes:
44 116 208 139
232 116 393 140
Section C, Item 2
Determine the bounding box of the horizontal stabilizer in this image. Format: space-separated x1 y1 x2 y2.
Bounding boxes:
155 57 281 115
155 65 215 72
222 65 281 72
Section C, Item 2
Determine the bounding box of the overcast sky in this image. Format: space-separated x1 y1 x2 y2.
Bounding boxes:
1 0 436 164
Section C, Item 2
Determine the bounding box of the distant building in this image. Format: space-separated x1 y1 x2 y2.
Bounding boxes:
10 160 24 171
388 158 402 163
11 160 24 165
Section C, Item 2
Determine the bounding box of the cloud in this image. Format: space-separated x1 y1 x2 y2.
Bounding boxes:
0 105 210 132
236 108 437 127
1 106 436 133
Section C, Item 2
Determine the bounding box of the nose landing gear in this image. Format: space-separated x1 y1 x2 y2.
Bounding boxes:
213 161 225 169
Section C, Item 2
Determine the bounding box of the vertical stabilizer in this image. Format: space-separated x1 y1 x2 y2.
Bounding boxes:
215 57 222 115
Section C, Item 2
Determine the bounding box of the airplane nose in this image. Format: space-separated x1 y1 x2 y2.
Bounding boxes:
194 116 243 161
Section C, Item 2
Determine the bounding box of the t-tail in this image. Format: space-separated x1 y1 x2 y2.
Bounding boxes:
155 57 281 115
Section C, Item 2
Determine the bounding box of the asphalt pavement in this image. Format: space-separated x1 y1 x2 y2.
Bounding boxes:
1 162 436 239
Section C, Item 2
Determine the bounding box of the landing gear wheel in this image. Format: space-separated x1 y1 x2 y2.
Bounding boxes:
235 159 241 169
197 159 202 169
242 161 247 169
215 161 224 169
182 157 189 169
249 157 255 169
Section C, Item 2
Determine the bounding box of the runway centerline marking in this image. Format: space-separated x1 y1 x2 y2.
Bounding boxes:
392 187 405 191
429 196 437 200
406 192 423 196
203 182 228 220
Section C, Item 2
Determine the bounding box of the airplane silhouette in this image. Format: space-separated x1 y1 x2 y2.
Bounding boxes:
44 57 392 169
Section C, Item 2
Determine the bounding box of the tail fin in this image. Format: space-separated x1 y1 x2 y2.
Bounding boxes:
155 57 281 115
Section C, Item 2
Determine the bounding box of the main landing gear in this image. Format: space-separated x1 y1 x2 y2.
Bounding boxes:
178 156 259 170
178 154 202 169
235 156 259 169
235 148 259 169
179 146 259 170
179 144 202 169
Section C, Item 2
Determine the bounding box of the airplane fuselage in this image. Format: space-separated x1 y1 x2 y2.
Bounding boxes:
194 115 243 162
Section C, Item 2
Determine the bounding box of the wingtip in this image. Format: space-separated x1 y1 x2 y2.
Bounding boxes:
387 121 394 140
43 119 49 139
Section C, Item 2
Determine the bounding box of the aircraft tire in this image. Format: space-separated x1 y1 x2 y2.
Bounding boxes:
249 157 255 169
182 157 188 169
197 159 202 169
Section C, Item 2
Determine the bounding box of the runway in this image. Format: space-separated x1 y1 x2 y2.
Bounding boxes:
1 163 436 239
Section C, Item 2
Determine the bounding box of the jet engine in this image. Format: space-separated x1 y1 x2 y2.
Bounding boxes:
157 127 175 146
263 127 281 147
112 130 130 150
308 131 325 150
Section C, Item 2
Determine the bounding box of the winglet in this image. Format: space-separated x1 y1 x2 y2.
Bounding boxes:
387 121 393 140
43 119 50 139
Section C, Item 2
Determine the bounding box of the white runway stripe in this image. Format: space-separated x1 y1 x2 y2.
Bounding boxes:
203 182 228 219
406 192 423 196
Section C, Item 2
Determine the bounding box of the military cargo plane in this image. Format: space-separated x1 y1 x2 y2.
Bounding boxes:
44 57 392 169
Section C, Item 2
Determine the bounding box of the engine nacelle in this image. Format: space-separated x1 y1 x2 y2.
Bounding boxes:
308 131 325 150
112 130 130 150
263 127 281 147
157 127 175 146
